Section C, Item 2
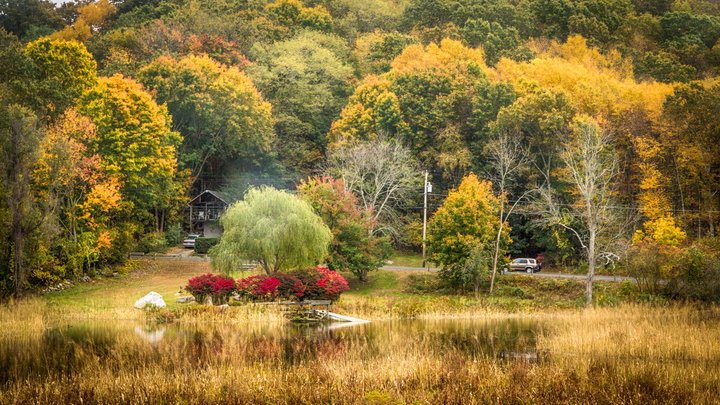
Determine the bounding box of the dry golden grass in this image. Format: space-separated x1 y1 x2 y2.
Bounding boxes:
2 261 719 403
1 302 718 404
539 304 720 362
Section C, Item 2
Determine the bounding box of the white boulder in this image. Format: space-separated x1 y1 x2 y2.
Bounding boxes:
134 291 167 309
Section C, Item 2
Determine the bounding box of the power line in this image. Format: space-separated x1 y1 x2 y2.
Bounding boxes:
403 201 720 215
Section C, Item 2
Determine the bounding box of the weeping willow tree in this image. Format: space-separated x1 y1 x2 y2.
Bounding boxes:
211 186 332 274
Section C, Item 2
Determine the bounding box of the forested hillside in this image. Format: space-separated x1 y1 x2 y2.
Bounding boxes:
2 0 720 298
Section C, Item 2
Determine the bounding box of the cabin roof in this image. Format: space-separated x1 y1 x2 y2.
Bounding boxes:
187 190 231 206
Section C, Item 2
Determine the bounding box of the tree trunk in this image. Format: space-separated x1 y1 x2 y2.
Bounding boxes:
12 230 24 299
586 226 596 307
71 210 77 244
489 200 505 294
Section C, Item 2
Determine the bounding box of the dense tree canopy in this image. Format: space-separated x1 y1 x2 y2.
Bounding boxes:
249 31 352 175
138 54 274 187
5 0 720 298
298 176 389 281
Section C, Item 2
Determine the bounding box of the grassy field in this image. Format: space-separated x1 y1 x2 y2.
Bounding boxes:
36 259 640 321
2 299 718 403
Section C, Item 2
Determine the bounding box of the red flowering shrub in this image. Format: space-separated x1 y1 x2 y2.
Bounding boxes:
236 268 348 302
209 275 236 305
273 273 306 299
186 273 215 303
237 275 281 300
290 266 349 301
186 273 236 305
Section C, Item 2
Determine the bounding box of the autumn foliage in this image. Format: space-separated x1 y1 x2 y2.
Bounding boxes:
4 0 720 302
428 173 508 287
298 176 389 281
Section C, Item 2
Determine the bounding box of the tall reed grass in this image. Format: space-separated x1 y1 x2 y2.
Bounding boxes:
0 303 718 404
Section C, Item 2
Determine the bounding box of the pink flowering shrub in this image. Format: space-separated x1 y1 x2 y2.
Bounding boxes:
186 273 236 305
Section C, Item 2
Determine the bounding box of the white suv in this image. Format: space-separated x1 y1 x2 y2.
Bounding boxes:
507 258 541 273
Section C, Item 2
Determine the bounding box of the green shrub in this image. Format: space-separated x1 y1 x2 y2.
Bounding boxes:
194 237 220 254
165 224 184 246
498 285 528 298
627 240 720 302
625 243 675 295
102 223 138 264
136 231 168 253
404 273 443 294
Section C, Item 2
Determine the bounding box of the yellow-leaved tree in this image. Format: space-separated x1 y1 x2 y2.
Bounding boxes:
427 173 508 297
79 74 184 232
632 135 686 247
48 0 116 43
494 35 672 121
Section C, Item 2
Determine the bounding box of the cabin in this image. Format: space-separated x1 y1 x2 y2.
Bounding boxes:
187 190 230 237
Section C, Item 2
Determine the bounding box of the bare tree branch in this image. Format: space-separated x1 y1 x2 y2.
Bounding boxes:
324 138 422 236
533 119 625 306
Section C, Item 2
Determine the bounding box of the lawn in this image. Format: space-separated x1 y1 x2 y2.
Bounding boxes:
386 251 427 268
43 260 205 317
38 259 642 321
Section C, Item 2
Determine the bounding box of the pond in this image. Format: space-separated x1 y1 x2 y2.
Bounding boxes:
1 318 543 384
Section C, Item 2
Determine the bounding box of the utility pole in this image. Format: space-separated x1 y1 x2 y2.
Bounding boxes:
422 170 430 268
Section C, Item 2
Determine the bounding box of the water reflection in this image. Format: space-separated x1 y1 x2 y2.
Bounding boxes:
0 317 544 386
134 324 166 344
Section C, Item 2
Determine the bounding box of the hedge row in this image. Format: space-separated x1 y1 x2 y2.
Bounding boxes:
194 237 220 254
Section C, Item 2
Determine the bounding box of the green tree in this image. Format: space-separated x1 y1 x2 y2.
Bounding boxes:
79 74 183 231
0 104 44 297
0 0 64 40
461 19 528 64
635 51 697 83
530 0 634 45
138 54 274 186
298 176 389 281
211 186 332 274
249 31 352 175
427 173 508 289
23 38 97 116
